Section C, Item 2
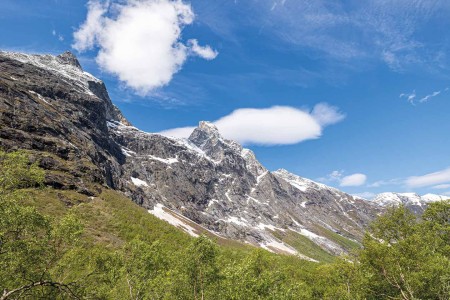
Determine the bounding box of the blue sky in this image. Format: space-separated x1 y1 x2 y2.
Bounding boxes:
2 0 450 198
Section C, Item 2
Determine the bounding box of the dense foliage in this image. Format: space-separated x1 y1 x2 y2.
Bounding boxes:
0 150 449 299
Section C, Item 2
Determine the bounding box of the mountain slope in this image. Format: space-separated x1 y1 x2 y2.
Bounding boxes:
0 50 382 260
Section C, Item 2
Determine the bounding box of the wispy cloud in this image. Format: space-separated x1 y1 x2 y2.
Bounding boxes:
51 29 64 41
432 184 450 189
195 0 450 72
318 170 367 187
399 90 416 104
352 192 376 200
405 167 450 188
400 87 448 105
367 178 403 188
160 103 345 145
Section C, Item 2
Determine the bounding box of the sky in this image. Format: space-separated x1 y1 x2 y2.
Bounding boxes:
2 0 450 199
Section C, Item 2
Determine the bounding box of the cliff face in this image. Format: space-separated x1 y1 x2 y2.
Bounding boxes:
0 51 383 258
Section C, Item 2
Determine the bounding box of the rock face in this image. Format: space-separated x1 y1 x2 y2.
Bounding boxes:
3 50 440 259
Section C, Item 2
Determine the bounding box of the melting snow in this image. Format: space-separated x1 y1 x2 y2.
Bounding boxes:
29 90 49 104
148 155 178 164
261 240 298 255
257 223 285 232
224 216 249 227
148 204 199 237
121 147 136 157
131 177 149 187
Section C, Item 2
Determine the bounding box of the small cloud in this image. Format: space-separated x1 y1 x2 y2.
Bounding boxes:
72 0 217 95
160 126 195 139
432 184 450 189
405 167 450 188
160 103 345 145
317 170 344 183
318 170 367 187
353 192 375 200
340 173 367 187
419 91 441 103
52 29 64 41
367 178 402 188
401 88 448 105
399 90 416 104
188 39 218 60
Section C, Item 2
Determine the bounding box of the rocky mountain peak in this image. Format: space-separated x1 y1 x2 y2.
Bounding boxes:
188 121 221 146
57 51 82 70
199 120 218 132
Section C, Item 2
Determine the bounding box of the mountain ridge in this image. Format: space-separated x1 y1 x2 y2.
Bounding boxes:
0 50 447 260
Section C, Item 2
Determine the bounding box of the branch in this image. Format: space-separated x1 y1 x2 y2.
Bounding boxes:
1 280 80 300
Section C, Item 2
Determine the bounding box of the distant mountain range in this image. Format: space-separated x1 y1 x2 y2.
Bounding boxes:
0 50 447 261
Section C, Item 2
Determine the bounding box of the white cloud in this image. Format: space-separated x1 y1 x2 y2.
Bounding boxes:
311 102 346 126
72 0 217 94
317 170 344 183
52 29 64 41
399 90 416 104
401 87 448 105
419 91 441 103
319 170 367 187
406 167 450 188
340 173 367 187
72 0 107 51
432 184 450 189
367 178 402 188
352 192 375 200
160 103 345 145
188 39 218 60
199 0 449 71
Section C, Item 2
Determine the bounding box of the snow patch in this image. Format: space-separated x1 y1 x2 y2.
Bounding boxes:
224 216 249 227
29 90 49 104
148 155 178 165
148 204 199 237
131 177 148 187
121 147 136 157
257 223 285 232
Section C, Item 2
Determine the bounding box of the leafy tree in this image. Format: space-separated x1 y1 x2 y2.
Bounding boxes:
0 150 83 299
184 235 220 300
318 203 450 300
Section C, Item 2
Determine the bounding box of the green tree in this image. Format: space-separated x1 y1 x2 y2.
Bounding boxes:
184 235 220 300
0 150 84 299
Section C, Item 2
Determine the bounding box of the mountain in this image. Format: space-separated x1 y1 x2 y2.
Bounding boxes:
372 192 448 214
2 50 441 261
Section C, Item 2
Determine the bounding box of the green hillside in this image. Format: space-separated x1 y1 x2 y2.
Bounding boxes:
1 150 449 299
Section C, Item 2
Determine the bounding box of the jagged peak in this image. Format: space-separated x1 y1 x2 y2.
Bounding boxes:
57 51 82 70
188 121 223 147
198 121 218 131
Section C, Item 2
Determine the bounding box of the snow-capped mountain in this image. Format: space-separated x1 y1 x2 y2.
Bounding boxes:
1 50 443 261
372 192 448 213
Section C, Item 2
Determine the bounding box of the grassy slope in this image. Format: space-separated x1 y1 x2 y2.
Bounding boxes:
270 229 335 263
312 225 361 252
23 187 320 268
